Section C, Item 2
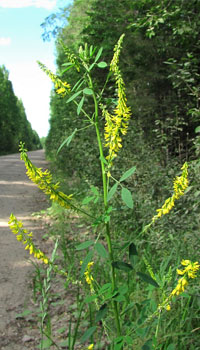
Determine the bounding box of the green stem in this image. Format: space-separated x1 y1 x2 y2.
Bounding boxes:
88 72 121 338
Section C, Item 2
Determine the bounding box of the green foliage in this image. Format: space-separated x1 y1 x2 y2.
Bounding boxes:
0 65 41 154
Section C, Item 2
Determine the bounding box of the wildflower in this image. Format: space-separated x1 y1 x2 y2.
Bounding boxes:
170 259 199 298
147 259 199 321
152 162 188 223
103 34 131 164
80 261 94 291
8 213 49 265
37 61 71 97
19 142 73 210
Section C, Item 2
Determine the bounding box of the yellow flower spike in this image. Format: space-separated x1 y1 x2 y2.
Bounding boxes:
102 34 131 164
19 143 73 210
150 162 189 224
37 61 71 97
8 213 50 266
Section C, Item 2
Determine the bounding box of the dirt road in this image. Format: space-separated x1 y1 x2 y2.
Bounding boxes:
0 150 48 349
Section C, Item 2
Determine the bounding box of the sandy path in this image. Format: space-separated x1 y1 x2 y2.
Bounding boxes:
0 150 48 348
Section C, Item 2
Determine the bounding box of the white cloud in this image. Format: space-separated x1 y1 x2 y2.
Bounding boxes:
0 37 11 46
0 0 56 9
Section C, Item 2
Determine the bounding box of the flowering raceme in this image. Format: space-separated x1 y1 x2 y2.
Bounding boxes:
152 162 188 223
8 213 49 264
19 142 73 209
103 34 131 164
80 261 94 293
37 61 71 97
160 259 200 312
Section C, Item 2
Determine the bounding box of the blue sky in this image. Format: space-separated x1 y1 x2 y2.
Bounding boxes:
0 0 72 138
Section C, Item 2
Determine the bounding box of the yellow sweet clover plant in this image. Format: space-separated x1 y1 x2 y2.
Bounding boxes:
8 35 200 349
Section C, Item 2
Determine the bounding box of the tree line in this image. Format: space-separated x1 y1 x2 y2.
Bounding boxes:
41 0 200 177
0 65 41 155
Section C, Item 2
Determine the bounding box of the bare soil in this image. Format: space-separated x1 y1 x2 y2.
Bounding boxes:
0 150 49 349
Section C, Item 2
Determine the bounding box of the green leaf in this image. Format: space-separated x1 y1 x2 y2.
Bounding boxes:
95 47 103 62
121 302 135 316
129 242 138 266
167 344 175 350
72 77 84 92
195 126 200 133
84 295 98 304
77 96 84 115
98 283 112 295
95 242 108 258
114 337 124 350
137 272 159 288
120 166 136 182
76 240 94 251
88 62 96 71
80 326 97 343
97 61 107 68
91 186 99 196
112 261 133 272
121 188 133 209
113 293 126 302
57 128 77 154
61 65 74 74
129 242 138 257
118 284 128 295
83 87 93 95
124 336 133 345
57 327 66 334
89 45 96 57
40 338 53 348
80 250 94 277
99 155 108 164
62 62 74 67
95 304 108 323
82 196 95 205
66 90 82 103
107 183 118 201
59 340 68 347
15 309 32 319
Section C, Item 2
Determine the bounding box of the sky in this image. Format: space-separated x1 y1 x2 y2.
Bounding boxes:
0 0 72 138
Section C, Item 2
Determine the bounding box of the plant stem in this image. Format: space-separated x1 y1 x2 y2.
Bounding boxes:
88 73 121 338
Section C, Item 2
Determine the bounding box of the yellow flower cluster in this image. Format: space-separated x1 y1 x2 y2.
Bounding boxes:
162 259 199 311
37 61 71 97
19 143 73 209
80 261 94 287
152 162 188 223
8 213 49 264
103 34 131 163
171 259 200 296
